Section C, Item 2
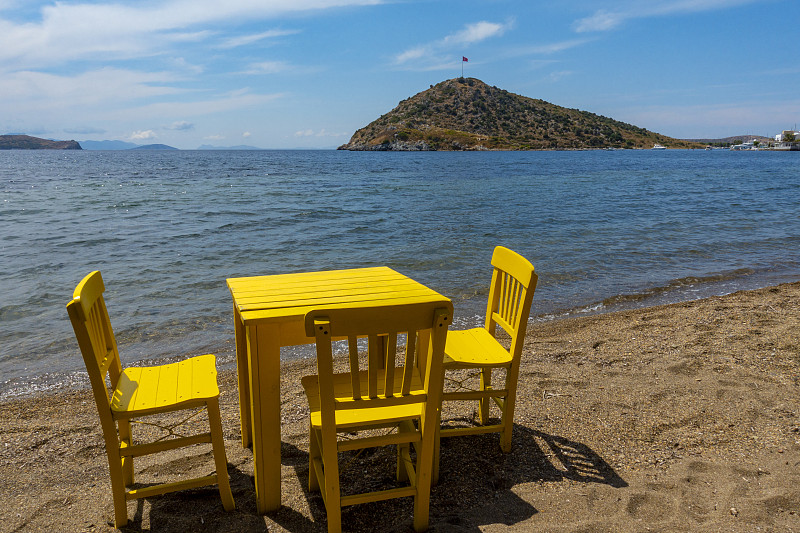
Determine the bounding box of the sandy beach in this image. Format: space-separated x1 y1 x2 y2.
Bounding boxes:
2 282 799 532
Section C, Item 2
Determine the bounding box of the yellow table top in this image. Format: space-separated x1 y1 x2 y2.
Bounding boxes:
227 266 449 325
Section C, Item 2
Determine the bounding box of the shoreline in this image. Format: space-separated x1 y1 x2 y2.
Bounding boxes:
2 281 800 532
3 267 795 402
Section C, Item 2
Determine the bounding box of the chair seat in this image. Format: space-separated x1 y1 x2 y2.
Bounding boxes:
444 328 512 368
302 368 426 429
111 354 220 417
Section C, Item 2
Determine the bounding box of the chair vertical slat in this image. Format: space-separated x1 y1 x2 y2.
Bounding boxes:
401 330 416 396
498 274 506 323
348 335 361 400
90 306 107 374
384 333 397 397
368 334 379 398
510 278 521 327
314 320 337 423
515 283 525 328
503 274 514 322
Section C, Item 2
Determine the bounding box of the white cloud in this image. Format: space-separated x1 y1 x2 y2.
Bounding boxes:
442 21 510 46
242 131 251 138
218 29 300 49
0 0 382 69
394 20 513 70
505 39 590 58
0 68 186 112
130 129 157 140
114 91 285 121
574 0 762 33
242 61 291 75
574 10 623 33
204 134 225 140
167 121 195 130
548 70 573 82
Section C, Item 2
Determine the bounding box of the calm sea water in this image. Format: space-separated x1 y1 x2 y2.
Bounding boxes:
2 149 799 397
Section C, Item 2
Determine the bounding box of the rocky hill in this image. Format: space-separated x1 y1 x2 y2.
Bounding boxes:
339 78 701 151
0 135 82 150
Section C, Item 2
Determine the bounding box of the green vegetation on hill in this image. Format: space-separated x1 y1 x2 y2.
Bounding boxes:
339 78 702 151
0 135 81 150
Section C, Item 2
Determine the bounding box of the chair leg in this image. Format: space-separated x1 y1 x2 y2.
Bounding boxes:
499 368 520 453
499 387 517 453
432 417 441 486
320 427 342 533
479 368 492 425
412 429 434 532
207 399 235 511
118 419 134 487
105 447 129 528
309 423 320 492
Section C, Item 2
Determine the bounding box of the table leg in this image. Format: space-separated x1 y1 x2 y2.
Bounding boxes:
234 306 251 448
247 323 282 513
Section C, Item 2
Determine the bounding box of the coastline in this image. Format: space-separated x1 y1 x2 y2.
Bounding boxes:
2 281 799 532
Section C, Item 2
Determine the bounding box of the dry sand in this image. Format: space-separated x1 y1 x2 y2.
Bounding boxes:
2 282 800 532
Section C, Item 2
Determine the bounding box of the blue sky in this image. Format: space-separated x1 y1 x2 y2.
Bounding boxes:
1 0 798 149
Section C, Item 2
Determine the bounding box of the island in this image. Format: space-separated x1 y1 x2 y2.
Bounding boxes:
339 78 702 151
0 135 82 150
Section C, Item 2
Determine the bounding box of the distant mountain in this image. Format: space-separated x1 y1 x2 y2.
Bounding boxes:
339 78 702 151
0 134 81 150
80 140 140 150
197 144 264 150
131 144 178 150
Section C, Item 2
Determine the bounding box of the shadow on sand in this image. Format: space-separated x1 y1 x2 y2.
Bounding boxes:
120 424 625 532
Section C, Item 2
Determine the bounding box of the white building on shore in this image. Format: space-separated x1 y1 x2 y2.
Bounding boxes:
775 130 800 142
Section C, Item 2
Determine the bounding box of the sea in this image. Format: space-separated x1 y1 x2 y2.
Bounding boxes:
2 149 799 398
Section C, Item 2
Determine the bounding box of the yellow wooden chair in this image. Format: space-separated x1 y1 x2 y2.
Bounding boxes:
436 247 537 478
66 271 235 528
301 302 452 533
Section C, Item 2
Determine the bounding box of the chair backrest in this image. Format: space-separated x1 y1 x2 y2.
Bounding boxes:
66 271 123 416
304 302 452 425
484 246 538 361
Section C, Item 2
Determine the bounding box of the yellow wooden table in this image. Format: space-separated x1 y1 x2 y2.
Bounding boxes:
227 266 451 513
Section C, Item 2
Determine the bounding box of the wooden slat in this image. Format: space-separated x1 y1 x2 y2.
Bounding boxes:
333 392 427 410
440 424 503 437
340 486 417 507
120 433 212 457
443 389 508 401
384 333 397 397
336 431 420 452
126 475 218 501
234 284 437 312
240 294 449 324
232 277 422 300
227 266 392 289
368 334 379 399
401 331 416 396
348 336 361 400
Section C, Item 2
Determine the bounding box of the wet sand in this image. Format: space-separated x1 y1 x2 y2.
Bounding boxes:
2 282 799 532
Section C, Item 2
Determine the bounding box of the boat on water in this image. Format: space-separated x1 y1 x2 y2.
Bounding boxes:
652 144 666 150
731 140 756 150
